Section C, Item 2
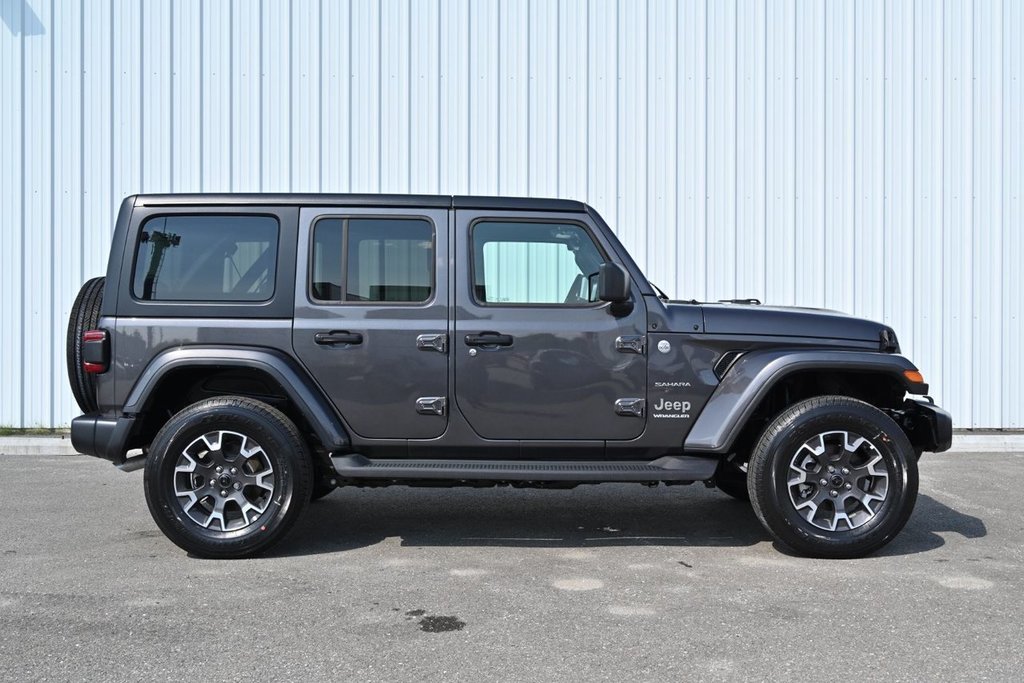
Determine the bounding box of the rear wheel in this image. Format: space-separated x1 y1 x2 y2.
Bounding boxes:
748 396 918 559
66 277 105 413
144 396 312 558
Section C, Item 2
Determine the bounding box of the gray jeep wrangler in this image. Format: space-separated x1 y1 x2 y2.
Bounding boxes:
68 194 951 559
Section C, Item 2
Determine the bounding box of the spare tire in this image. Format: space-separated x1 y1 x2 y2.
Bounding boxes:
66 277 105 413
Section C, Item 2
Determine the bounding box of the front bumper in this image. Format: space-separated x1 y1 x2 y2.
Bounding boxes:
70 414 135 465
899 398 953 453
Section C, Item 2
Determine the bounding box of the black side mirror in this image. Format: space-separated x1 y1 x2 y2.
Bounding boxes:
597 262 631 303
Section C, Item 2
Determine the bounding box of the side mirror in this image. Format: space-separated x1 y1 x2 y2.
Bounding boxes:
597 262 631 303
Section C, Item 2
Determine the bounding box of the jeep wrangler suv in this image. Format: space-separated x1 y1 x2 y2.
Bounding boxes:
67 194 952 559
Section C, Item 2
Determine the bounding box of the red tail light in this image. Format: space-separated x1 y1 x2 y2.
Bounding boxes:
82 329 109 374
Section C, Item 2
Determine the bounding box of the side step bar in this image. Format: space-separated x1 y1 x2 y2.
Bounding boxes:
329 454 719 483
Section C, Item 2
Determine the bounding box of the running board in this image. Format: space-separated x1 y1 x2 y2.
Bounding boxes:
329 454 719 483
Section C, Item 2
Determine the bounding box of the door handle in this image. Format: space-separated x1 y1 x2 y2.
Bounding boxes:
314 331 363 346
464 331 514 347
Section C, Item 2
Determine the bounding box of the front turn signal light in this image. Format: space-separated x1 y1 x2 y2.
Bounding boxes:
903 370 925 384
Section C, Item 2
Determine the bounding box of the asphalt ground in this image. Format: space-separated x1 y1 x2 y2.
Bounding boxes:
0 450 1020 682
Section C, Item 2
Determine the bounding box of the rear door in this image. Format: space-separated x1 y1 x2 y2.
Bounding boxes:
292 207 449 439
453 210 648 441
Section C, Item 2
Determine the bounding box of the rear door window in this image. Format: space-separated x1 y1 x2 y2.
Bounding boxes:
132 215 279 302
311 217 434 304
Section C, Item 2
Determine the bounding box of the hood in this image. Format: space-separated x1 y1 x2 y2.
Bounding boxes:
666 302 893 345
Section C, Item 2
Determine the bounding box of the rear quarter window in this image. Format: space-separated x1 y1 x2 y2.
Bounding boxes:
132 215 279 302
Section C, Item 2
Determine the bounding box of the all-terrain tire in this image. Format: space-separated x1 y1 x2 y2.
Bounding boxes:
66 277 105 414
144 396 313 558
748 396 918 559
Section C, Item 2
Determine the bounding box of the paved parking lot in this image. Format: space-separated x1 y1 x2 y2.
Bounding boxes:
1 450 1021 681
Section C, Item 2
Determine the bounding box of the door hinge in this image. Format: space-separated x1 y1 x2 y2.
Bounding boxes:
416 333 448 354
614 398 646 417
415 396 448 416
615 335 645 354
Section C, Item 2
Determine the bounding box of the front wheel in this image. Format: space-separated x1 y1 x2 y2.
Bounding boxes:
144 396 313 558
748 396 918 559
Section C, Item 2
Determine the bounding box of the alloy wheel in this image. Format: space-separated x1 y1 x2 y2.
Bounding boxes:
172 430 276 531
787 430 890 532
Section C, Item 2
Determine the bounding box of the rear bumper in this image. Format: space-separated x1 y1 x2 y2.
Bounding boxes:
70 414 135 464
901 398 953 453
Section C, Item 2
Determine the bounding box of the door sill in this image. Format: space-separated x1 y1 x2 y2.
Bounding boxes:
329 454 718 483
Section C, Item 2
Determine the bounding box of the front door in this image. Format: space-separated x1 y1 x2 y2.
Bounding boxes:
453 210 648 441
292 207 449 440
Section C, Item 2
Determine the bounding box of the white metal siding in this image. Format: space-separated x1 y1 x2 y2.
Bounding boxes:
0 0 1020 429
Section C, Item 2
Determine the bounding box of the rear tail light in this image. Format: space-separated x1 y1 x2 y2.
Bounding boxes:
82 329 109 374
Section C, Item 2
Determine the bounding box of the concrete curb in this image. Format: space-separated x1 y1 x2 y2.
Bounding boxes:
950 433 1024 453
1 433 1022 457
0 436 78 456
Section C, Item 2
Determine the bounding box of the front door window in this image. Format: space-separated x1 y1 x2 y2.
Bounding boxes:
472 221 604 306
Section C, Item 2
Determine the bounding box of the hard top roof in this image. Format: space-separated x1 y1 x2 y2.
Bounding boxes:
133 193 588 212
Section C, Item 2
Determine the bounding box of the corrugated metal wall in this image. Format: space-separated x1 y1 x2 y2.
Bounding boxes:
0 0 1021 429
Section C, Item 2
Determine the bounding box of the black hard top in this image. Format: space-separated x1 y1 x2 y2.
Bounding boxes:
133 193 588 212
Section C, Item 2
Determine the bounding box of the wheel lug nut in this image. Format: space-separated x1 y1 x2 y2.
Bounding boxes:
845 483 852 490
829 489 838 497
230 467 237 474
827 466 835 473
819 478 828 486
233 483 242 490
215 466 223 473
841 468 849 475
220 489 227 497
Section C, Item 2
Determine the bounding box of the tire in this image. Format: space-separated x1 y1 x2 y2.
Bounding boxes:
747 396 918 559
66 277 105 414
715 462 750 501
143 396 313 558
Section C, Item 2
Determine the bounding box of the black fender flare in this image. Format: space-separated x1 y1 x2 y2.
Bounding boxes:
683 349 926 454
124 346 350 452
